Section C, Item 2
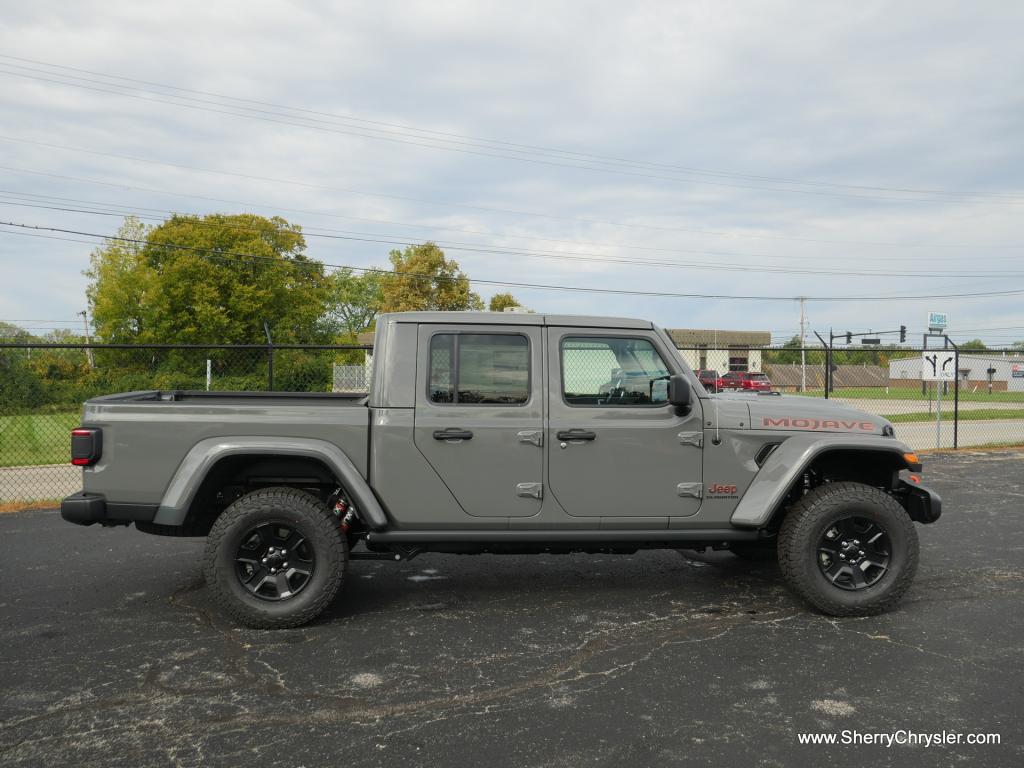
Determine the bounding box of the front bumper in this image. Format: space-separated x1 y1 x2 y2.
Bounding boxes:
899 479 942 524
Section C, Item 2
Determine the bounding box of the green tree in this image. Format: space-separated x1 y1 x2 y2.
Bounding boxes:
0 322 35 343
327 268 382 339
86 214 330 345
959 339 989 351
84 216 152 344
378 243 483 313
488 292 521 312
763 335 803 364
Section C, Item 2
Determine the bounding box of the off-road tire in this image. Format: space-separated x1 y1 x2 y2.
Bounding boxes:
778 481 918 616
203 487 347 629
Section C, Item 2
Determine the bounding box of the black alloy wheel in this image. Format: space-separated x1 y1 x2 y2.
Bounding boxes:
816 516 890 591
235 521 316 601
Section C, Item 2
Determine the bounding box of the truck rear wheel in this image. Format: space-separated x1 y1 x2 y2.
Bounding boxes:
778 481 918 616
203 487 347 628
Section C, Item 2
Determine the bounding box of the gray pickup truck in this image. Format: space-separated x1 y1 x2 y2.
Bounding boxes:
61 312 940 627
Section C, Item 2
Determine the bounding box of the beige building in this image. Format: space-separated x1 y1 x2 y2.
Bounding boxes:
666 329 772 373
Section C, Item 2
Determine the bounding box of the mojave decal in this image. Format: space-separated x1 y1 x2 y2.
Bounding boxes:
760 416 876 432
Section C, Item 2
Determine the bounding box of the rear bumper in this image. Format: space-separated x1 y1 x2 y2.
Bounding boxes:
899 479 942 524
61 492 107 526
60 492 158 527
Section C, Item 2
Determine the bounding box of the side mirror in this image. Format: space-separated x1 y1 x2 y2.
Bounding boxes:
668 374 691 408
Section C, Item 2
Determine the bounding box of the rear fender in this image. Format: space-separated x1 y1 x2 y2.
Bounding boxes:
151 436 389 530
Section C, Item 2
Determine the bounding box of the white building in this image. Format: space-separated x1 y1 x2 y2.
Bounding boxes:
889 353 1024 392
667 329 771 373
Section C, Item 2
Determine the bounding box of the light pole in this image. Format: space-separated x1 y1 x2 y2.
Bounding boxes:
798 297 807 392
78 309 95 369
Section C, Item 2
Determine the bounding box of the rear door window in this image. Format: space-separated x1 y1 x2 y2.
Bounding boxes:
429 333 530 405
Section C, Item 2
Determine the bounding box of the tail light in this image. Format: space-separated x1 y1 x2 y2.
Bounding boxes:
71 428 102 466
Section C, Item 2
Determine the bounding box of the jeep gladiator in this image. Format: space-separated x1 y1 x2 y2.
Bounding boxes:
61 312 941 627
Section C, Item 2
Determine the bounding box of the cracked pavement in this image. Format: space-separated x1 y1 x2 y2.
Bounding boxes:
1 452 1022 766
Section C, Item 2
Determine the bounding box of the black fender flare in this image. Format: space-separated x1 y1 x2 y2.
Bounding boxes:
730 434 919 528
151 436 389 530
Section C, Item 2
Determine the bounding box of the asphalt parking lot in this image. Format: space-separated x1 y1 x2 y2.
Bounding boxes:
1 452 1021 767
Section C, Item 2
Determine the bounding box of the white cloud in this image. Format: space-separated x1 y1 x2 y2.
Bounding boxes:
1 0 1023 344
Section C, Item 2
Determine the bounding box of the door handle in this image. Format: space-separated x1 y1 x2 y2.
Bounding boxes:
433 428 474 441
556 429 596 442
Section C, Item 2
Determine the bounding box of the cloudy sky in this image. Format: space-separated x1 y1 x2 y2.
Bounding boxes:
2 0 1023 345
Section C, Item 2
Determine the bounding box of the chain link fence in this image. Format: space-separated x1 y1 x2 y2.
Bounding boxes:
678 345 1024 452
0 342 371 504
2 341 1021 504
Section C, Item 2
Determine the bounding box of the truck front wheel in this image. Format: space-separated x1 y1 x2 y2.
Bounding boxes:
203 487 348 628
778 481 918 616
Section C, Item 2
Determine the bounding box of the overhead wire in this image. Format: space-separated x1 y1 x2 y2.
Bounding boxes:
3 57 1022 206
6 53 1020 199
4 219 1024 302
2 195 1022 280
3 160 1023 255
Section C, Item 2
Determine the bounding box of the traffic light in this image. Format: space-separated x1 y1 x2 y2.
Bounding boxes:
899 325 907 343
845 332 852 344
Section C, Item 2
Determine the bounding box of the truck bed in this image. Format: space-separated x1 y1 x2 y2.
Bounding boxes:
90 389 368 404
80 390 371 507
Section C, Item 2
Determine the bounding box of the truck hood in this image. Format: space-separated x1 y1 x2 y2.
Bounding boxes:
714 392 893 437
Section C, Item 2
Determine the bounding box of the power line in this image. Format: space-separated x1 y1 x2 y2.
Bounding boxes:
3 196 1022 280
3 55 1021 206
4 218 1024 303
6 53 1014 199
2 188 1015 266
4 162 1023 255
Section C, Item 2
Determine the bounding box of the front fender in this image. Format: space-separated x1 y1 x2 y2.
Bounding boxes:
151 436 389 530
730 434 916 528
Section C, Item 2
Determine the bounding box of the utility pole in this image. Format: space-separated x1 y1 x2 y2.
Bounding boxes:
78 309 95 369
798 297 807 392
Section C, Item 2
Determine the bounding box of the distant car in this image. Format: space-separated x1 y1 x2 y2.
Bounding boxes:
695 369 723 393
720 371 772 392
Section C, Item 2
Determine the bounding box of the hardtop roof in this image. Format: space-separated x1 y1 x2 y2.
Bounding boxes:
378 311 653 329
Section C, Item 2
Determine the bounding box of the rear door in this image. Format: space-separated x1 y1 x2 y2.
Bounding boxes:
546 328 704 519
413 324 544 518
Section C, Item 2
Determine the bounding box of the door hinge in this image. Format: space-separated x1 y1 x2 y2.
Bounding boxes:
677 431 703 448
517 430 543 447
516 482 543 499
676 482 703 499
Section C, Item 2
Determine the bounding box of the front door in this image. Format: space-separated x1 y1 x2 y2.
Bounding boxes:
546 329 704 518
413 324 544 517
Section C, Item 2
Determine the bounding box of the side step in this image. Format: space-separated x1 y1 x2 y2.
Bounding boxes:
365 529 760 545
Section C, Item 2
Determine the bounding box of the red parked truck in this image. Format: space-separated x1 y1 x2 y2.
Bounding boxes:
720 371 772 392
695 369 723 393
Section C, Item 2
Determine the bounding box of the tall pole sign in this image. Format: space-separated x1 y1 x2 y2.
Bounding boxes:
923 311 950 449
927 311 948 333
